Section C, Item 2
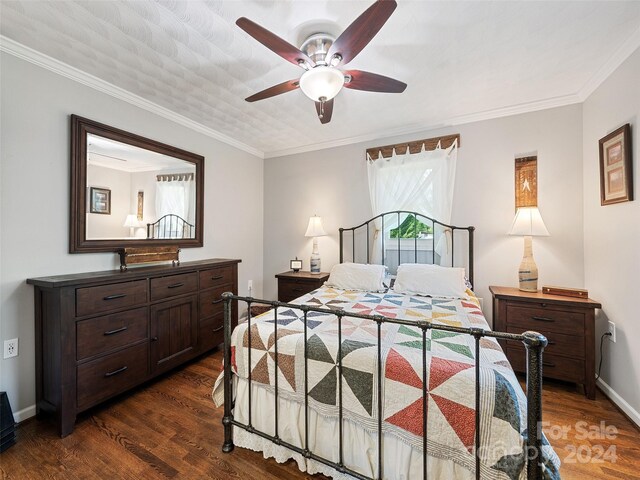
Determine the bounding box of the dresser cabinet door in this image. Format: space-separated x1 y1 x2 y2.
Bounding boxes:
150 295 198 374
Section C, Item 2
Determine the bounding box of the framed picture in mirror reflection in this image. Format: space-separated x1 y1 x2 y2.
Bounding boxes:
90 187 111 215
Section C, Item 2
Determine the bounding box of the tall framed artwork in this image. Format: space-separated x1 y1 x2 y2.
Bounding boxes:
599 124 633 205
515 155 537 210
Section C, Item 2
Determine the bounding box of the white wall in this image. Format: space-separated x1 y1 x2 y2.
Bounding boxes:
264 105 585 317
583 47 640 422
0 53 264 418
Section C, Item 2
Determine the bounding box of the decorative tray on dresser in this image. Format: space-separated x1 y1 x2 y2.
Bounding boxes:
27 258 240 437
489 286 601 399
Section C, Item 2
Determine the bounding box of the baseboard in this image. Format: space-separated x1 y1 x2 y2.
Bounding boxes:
596 377 640 427
13 404 36 424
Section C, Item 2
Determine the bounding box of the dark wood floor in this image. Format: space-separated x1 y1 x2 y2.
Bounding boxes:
1 349 638 479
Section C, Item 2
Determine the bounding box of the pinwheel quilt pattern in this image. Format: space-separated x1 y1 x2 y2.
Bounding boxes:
216 286 560 480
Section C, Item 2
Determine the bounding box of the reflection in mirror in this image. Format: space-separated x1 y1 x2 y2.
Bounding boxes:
86 134 196 241
70 115 203 253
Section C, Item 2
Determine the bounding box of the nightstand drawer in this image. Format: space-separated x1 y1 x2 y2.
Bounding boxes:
506 304 584 334
505 327 585 359
508 344 585 383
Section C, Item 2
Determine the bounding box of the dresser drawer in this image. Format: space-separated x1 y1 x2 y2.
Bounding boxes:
77 342 149 410
200 284 233 319
76 280 147 317
200 266 235 290
200 312 224 350
508 344 585 383
506 303 584 334
150 272 198 302
505 326 585 359
77 307 148 361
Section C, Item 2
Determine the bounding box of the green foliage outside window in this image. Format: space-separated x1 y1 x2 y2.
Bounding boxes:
390 214 432 238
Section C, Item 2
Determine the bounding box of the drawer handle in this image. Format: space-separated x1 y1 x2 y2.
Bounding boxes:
212 298 224 305
212 325 224 333
292 288 304 292
167 282 185 289
542 361 555 368
531 316 554 323
104 326 128 336
547 340 556 346
103 294 126 301
151 336 158 342
104 366 128 377
211 275 224 280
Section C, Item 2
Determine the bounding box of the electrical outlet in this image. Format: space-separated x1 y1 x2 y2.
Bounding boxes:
247 279 253 292
3 338 18 359
607 321 616 343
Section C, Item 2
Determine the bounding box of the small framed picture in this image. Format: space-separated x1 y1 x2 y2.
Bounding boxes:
90 187 111 214
290 258 302 272
599 124 633 205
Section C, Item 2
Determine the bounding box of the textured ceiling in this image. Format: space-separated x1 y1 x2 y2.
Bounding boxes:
2 1 640 157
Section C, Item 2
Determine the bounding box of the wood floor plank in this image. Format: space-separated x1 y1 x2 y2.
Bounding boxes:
2 348 638 479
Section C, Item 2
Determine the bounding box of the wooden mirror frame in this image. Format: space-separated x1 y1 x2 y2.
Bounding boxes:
70 115 204 253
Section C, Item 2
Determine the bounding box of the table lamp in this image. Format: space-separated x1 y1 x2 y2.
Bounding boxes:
508 207 549 292
305 215 327 274
123 214 142 237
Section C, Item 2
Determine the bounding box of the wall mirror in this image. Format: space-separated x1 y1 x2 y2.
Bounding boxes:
70 115 204 253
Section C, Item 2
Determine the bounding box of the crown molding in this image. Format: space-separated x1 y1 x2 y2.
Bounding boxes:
578 24 640 102
264 92 582 159
0 36 265 159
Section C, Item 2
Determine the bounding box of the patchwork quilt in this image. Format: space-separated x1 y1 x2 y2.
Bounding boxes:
214 286 561 480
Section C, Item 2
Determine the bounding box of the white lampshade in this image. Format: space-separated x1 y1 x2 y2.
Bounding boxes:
305 216 327 237
508 207 549 236
299 66 345 102
123 214 142 228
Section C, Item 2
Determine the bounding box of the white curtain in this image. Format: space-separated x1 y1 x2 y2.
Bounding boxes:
367 141 457 265
155 176 196 237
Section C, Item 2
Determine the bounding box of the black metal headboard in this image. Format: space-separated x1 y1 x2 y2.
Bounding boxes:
339 210 475 288
147 213 195 240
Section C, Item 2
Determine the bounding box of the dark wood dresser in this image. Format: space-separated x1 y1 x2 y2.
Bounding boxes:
27 258 240 437
490 286 601 399
275 271 329 302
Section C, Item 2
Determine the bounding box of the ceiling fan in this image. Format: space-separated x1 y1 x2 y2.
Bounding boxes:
237 0 407 124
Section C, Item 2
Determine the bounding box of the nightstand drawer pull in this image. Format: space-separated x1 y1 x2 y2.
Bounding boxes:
292 288 304 292
167 282 185 289
547 340 556 346
103 326 128 336
212 298 224 305
103 294 126 301
211 275 223 280
212 325 224 333
531 316 554 322
104 366 128 377
542 361 555 368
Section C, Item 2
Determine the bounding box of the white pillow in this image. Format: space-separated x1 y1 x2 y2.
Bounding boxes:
326 263 386 292
393 263 468 299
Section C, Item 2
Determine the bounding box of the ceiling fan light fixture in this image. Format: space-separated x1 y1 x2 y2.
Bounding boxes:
299 66 345 102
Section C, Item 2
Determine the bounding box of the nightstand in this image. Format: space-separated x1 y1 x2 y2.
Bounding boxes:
276 271 329 302
489 286 601 399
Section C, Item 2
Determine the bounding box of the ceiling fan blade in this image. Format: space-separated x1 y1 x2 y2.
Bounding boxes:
245 79 300 102
315 98 334 124
327 0 397 66
237 17 315 68
344 70 406 93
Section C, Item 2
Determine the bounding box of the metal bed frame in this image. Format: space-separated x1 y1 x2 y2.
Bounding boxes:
146 213 194 239
221 211 548 480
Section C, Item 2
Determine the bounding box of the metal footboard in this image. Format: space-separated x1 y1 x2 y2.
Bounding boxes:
221 293 547 480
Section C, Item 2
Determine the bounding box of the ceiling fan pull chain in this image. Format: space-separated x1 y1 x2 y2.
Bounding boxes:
318 97 326 119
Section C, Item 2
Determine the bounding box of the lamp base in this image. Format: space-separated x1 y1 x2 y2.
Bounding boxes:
518 236 539 292
310 254 321 274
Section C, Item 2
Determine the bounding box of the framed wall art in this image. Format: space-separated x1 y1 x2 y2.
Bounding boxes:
599 124 633 205
515 155 537 210
89 187 111 214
